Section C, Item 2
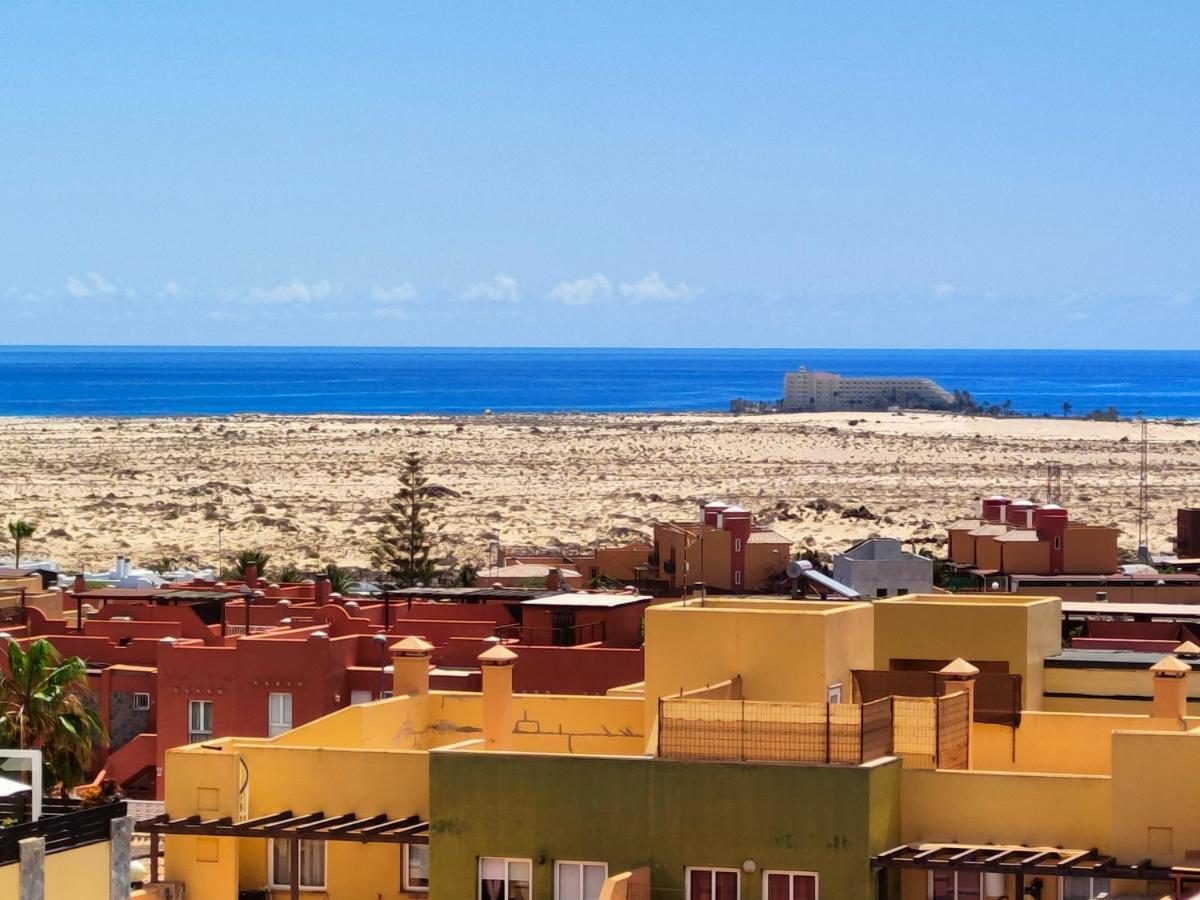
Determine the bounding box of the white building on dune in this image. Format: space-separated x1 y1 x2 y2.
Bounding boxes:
782 366 952 412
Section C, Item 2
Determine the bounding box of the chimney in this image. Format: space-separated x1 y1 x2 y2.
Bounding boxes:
391 636 434 696
478 644 518 749
73 574 87 593
1150 655 1191 720
545 568 560 592
244 562 258 586
939 658 980 769
315 575 331 606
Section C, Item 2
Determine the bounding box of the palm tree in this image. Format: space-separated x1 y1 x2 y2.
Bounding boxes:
7 520 35 568
231 549 271 580
272 563 303 584
322 564 355 595
1061 401 1072 418
0 639 107 792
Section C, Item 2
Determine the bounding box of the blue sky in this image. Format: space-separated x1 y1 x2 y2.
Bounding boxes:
1 3 1197 347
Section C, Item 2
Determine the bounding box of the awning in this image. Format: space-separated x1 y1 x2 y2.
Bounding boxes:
873 842 1171 881
137 808 429 900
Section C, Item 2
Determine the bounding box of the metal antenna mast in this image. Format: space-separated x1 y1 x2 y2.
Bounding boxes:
1046 464 1063 505
1137 419 1151 562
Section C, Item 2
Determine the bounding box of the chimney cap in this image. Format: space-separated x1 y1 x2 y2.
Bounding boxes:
309 630 329 640
1175 641 1200 658
391 635 434 656
1151 655 1192 676
478 644 518 665
939 657 980 677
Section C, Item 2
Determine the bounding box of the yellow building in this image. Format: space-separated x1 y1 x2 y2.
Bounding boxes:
144 593 1200 900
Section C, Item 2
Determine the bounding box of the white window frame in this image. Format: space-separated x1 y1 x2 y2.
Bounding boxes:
403 842 430 892
133 692 151 711
188 699 212 743
350 689 373 705
686 866 740 900
268 692 293 737
1059 875 1110 899
555 860 607 900
479 856 533 900
734 538 742 552
762 869 819 899
927 870 982 899
734 570 742 586
268 838 327 890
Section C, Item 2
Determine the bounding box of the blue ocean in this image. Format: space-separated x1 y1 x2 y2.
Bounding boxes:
0 346 1195 418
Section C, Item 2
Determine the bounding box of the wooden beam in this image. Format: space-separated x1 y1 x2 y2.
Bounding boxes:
325 814 387 834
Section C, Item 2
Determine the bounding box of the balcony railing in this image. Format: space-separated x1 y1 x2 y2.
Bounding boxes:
657 692 970 769
0 799 127 866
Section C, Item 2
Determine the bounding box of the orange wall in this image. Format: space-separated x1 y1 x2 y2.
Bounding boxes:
974 536 1001 571
1064 526 1119 574
948 529 975 566
1001 541 1050 573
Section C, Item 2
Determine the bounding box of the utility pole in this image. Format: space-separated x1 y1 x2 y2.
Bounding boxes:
1137 419 1151 563
1046 464 1063 505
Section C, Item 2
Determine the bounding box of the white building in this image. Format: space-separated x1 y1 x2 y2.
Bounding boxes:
782 366 952 412
831 538 933 599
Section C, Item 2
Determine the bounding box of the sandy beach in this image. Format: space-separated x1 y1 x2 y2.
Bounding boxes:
1 411 1198 573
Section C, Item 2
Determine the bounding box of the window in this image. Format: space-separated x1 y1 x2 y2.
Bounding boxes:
734 538 742 552
734 571 742 586
1060 876 1110 899
404 843 430 892
133 692 151 711
268 692 293 737
897 587 909 596
188 700 212 743
1054 536 1062 550
876 588 889 598
480 856 531 900
687 867 739 900
764 871 818 900
269 839 326 890
556 861 606 900
928 871 981 899
350 689 373 705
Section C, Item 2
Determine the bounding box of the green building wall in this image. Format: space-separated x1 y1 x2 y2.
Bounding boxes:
429 750 901 900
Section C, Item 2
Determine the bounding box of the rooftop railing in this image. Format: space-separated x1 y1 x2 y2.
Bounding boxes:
0 799 127 866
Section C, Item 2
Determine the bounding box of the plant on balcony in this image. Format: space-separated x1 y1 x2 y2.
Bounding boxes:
0 639 107 793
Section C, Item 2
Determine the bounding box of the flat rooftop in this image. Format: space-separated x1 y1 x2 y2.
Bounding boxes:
875 593 1059 608
652 597 868 616
1046 648 1186 670
1063 601 1200 619
521 592 651 609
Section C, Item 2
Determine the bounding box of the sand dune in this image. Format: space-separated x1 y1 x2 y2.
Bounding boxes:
0 411 1197 573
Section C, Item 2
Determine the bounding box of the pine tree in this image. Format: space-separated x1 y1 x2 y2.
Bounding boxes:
372 452 444 586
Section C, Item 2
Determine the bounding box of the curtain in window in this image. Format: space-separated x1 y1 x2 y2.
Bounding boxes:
559 864 583 900
481 858 506 900
271 839 289 887
690 869 713 900
714 870 737 900
300 840 325 889
931 871 954 900
582 864 606 900
406 844 430 889
766 873 791 900
955 872 981 900
508 860 531 900
793 874 817 900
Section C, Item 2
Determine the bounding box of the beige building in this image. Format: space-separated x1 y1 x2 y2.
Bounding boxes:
783 366 952 411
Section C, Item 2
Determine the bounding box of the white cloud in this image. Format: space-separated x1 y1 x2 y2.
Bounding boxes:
248 279 336 304
372 306 408 320
548 274 612 305
371 283 418 304
932 282 957 298
462 273 520 303
163 281 181 297
65 272 117 297
618 271 697 302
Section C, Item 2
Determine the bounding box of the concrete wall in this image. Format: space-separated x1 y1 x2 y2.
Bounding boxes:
429 748 901 900
644 599 874 734
832 554 933 599
872 595 1060 709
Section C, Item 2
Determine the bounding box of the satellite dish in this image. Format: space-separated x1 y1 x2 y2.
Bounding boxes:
786 560 810 579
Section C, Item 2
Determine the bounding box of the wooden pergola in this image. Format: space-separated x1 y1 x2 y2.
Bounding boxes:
872 843 1175 898
136 809 428 900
